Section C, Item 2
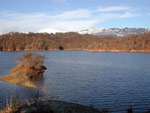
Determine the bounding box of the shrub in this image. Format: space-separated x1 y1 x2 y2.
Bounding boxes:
16 52 45 67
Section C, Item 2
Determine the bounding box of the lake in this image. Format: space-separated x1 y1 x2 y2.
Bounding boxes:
0 51 150 113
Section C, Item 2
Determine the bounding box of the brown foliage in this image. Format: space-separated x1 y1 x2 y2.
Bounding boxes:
16 52 45 68
0 32 150 52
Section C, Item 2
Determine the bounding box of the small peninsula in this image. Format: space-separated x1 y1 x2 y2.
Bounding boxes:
0 52 47 88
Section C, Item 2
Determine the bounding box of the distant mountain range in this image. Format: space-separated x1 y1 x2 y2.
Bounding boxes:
78 28 150 37
1 28 150 36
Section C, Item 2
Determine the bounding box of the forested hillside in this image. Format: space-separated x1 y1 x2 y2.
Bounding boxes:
0 32 150 52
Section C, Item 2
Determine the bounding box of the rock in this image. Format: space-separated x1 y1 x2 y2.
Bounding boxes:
16 100 103 113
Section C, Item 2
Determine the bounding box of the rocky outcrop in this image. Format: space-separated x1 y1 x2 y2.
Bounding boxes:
0 64 47 88
14 100 104 113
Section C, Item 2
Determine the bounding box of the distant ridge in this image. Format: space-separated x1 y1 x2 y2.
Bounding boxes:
79 28 150 37
1 28 150 36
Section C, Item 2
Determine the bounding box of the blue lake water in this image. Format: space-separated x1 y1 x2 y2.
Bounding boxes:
0 51 150 112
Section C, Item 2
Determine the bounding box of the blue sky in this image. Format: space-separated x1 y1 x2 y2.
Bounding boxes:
0 0 150 33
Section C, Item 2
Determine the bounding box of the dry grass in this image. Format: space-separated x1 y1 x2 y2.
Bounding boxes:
0 95 19 113
16 52 45 68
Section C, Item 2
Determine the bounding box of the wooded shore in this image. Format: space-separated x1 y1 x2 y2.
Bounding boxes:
0 32 150 53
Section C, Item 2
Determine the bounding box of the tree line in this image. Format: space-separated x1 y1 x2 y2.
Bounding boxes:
0 32 150 52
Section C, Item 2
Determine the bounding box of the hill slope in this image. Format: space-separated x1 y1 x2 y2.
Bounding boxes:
0 32 150 52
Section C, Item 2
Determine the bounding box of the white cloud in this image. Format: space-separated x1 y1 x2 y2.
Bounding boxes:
0 6 140 33
39 20 99 33
99 12 138 20
96 6 130 12
50 20 99 31
53 9 92 20
121 12 139 18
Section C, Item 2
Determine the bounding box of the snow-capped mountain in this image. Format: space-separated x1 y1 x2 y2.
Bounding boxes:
0 32 2 35
79 28 150 37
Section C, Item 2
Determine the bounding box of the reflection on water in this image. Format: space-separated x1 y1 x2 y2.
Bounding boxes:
33 76 45 88
0 51 150 112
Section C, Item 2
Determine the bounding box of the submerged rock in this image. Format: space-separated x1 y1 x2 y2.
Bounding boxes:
15 100 103 113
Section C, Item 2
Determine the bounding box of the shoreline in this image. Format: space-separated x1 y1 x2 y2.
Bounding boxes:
0 100 103 113
0 49 150 53
88 49 150 53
